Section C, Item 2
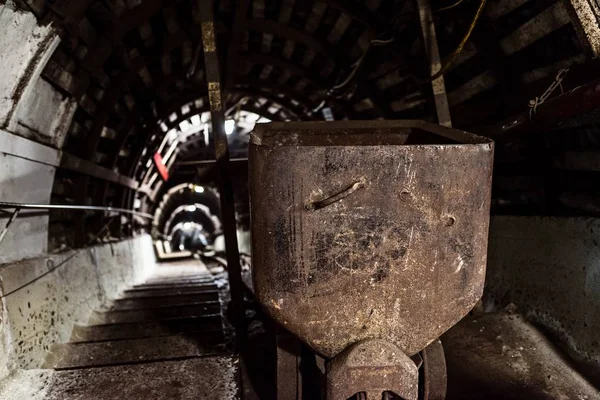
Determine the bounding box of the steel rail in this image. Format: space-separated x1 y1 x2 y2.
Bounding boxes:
0 201 153 219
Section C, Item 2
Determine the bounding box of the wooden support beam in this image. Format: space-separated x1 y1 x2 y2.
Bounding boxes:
567 0 600 57
237 52 355 117
231 88 310 120
82 74 130 159
489 75 600 137
197 0 245 329
316 0 379 36
235 78 320 110
59 152 144 192
245 19 330 56
225 0 250 90
416 0 452 127
153 91 209 124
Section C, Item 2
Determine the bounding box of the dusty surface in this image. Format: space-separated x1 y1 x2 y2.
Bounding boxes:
0 236 156 380
70 316 223 342
0 259 238 399
88 303 221 325
43 335 223 369
486 216 600 366
443 312 600 399
0 357 238 400
123 285 219 297
108 293 220 310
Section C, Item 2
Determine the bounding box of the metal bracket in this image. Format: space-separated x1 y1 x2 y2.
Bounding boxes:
327 339 419 400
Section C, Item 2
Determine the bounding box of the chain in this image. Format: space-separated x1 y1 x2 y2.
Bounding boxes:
528 68 570 122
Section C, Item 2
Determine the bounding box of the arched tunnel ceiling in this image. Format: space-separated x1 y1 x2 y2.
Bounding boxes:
12 0 599 246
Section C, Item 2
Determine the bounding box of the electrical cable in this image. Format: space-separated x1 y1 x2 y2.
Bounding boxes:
331 43 373 92
187 42 203 80
370 38 396 46
0 217 118 299
362 0 482 86
436 0 466 12
311 100 327 114
329 36 395 97
427 0 487 82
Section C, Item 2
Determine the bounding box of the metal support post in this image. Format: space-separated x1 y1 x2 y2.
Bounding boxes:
416 0 452 127
196 0 245 332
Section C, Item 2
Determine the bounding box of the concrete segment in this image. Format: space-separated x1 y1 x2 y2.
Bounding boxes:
108 294 220 310
43 334 224 369
132 282 218 290
142 277 214 285
0 235 156 380
0 357 238 400
70 317 224 343
124 286 219 297
88 304 222 325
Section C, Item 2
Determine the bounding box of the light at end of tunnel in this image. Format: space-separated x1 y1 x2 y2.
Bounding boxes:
179 244 185 250
187 205 197 212
225 119 235 135
194 185 204 193
183 222 192 230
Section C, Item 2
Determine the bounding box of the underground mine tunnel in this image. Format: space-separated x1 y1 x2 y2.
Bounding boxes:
2 0 600 398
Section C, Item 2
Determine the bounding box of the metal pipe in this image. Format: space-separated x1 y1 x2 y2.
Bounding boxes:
0 208 20 245
0 201 153 219
178 158 248 166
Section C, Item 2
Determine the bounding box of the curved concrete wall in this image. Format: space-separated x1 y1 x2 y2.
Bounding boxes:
0 2 67 264
0 6 159 383
0 235 156 381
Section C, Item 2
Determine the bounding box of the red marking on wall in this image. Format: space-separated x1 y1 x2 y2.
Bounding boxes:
153 153 169 181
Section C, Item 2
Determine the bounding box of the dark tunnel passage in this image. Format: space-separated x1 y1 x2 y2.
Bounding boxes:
2 0 600 398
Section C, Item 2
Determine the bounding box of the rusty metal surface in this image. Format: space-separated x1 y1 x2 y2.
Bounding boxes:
249 120 494 359
276 329 302 400
327 339 419 400
422 339 447 400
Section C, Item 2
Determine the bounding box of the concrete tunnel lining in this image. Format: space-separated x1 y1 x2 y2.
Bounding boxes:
2 0 600 397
